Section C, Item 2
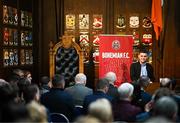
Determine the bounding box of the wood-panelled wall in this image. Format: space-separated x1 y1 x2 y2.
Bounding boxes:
36 0 180 87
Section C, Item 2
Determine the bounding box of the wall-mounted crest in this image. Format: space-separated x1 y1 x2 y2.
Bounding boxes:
65 14 75 30
116 15 126 29
129 16 139 28
79 14 89 30
142 16 152 28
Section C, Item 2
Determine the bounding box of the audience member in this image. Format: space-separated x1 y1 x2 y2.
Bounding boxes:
160 78 171 88
0 80 31 122
0 80 16 105
8 74 20 85
152 96 178 121
40 76 51 95
113 82 141 122
1 102 31 122
17 77 31 102
27 101 48 123
132 76 152 110
65 73 93 106
8 69 24 84
105 72 119 100
88 98 113 123
136 88 173 122
41 74 74 121
144 116 172 123
24 70 32 84
75 115 100 123
0 79 8 86
23 84 51 122
83 78 112 114
175 85 180 95
23 84 40 104
12 69 24 78
9 82 21 103
152 88 173 102
160 77 177 90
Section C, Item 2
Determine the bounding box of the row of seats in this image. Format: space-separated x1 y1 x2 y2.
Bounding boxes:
50 105 83 123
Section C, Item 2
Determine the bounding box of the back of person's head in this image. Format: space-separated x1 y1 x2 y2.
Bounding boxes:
88 98 113 122
18 77 31 87
153 88 173 102
52 74 65 88
23 70 32 83
0 79 8 86
26 101 48 123
96 78 109 92
17 78 31 98
144 116 172 123
153 96 178 121
23 84 40 103
175 85 180 95
105 72 117 84
8 75 20 84
160 78 171 88
75 115 100 123
24 70 31 77
0 82 14 105
138 75 150 88
75 73 87 85
41 76 50 85
1 102 31 122
12 69 24 78
118 83 134 100
10 83 20 103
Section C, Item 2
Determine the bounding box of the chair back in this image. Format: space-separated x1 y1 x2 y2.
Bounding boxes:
49 34 84 87
74 105 83 118
50 113 69 123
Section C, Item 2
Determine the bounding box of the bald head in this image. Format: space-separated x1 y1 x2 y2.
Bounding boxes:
75 73 87 85
105 72 117 84
160 78 171 88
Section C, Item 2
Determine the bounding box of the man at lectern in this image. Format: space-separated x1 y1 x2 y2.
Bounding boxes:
130 50 155 82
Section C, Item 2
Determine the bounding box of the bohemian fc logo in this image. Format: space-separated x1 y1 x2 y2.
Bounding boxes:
112 40 120 50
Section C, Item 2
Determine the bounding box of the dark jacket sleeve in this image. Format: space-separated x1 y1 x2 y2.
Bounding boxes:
130 62 140 81
146 63 155 82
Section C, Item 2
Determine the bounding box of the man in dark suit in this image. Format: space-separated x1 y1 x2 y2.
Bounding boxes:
130 50 155 82
83 78 113 114
40 74 74 121
65 73 93 106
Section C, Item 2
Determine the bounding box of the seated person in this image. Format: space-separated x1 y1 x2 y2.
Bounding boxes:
153 96 178 122
113 83 141 122
83 78 113 114
65 73 93 106
88 98 113 122
136 88 173 122
105 72 119 101
40 76 51 95
132 76 152 111
41 74 74 121
159 77 176 90
130 50 155 82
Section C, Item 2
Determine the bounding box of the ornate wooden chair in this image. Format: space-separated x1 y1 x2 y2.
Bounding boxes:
49 34 84 87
